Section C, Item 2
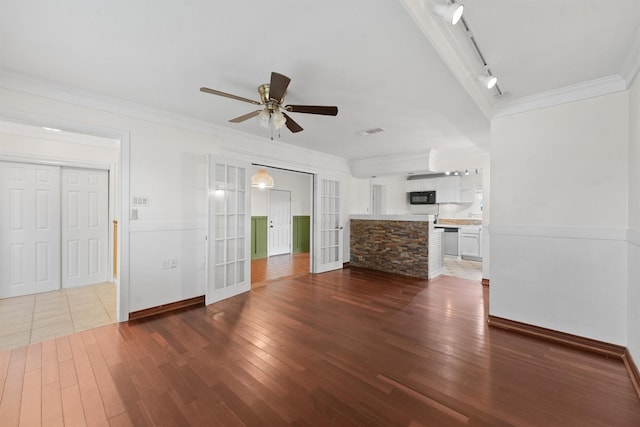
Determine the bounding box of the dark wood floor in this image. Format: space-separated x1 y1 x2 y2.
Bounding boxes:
1 267 640 426
251 252 309 287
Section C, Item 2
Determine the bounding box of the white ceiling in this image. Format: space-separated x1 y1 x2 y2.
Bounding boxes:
1 0 639 168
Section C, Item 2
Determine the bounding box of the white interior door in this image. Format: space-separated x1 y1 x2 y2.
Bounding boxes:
207 156 251 305
268 189 291 256
0 162 61 298
61 168 109 288
313 175 343 273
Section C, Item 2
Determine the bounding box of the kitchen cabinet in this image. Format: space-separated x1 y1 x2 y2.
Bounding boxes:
406 176 462 203
436 176 460 203
406 178 437 192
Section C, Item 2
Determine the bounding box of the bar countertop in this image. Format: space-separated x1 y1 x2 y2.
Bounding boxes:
350 214 435 222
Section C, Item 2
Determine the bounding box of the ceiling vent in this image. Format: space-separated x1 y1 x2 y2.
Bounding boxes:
356 127 385 136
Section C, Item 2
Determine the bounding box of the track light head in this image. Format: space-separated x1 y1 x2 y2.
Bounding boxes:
434 1 464 26
478 74 498 89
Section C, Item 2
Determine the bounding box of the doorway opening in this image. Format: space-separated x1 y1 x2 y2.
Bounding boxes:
0 118 127 350
249 165 312 287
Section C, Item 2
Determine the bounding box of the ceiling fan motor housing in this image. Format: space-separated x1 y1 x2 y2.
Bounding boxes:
259 84 280 110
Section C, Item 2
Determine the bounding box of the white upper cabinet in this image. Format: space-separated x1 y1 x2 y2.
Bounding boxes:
436 176 460 203
405 178 437 192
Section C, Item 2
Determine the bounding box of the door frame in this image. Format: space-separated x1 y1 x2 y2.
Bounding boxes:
0 110 130 321
247 164 324 278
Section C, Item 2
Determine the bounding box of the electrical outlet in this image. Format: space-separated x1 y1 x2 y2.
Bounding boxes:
170 258 177 269
161 259 169 270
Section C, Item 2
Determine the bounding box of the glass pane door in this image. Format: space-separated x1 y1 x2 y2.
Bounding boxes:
207 156 250 305
313 175 343 273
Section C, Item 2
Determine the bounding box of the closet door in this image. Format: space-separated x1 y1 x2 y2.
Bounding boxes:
0 162 61 298
61 168 109 288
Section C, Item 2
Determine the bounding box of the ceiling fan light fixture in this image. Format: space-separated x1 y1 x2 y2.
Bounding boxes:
434 1 463 26
272 110 287 129
478 74 498 89
251 169 274 189
258 109 271 128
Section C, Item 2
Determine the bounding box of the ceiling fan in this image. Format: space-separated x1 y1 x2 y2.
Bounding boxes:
200 72 338 133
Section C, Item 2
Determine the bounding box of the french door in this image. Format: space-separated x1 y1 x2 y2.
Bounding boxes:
313 175 343 273
206 156 251 305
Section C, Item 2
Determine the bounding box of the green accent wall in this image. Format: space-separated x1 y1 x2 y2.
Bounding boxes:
252 215 310 259
293 216 310 253
251 216 268 259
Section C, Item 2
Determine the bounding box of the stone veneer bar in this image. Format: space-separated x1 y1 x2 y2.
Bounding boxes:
350 215 434 279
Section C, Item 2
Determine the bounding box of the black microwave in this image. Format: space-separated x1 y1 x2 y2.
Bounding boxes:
409 191 436 205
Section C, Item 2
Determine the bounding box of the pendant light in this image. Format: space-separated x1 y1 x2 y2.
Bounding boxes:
251 169 274 189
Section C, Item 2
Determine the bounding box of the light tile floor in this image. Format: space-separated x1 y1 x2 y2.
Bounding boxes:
0 282 116 351
442 256 483 281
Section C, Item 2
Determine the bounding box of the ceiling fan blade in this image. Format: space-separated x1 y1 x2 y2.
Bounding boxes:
229 110 262 123
269 72 291 103
200 87 261 105
285 105 338 116
282 112 303 133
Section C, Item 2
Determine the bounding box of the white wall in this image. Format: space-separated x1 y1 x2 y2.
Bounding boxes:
0 85 351 314
491 91 629 344
372 176 408 215
628 72 640 364
250 166 312 217
348 176 373 215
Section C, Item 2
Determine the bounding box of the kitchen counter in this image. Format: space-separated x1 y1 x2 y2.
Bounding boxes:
349 215 442 279
350 214 434 222
437 218 482 225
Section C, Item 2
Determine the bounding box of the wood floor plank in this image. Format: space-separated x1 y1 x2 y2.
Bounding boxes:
1 267 640 426
61 384 87 427
0 347 27 427
19 367 42 427
25 342 42 373
71 334 109 427
42 381 64 427
82 336 126 419
41 339 60 386
55 336 73 363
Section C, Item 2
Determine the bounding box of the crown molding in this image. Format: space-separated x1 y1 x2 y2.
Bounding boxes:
399 0 494 120
621 27 640 87
0 68 228 137
0 69 351 174
492 75 627 118
401 1 639 120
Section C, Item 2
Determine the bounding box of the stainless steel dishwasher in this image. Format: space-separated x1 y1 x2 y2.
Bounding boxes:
436 226 459 256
